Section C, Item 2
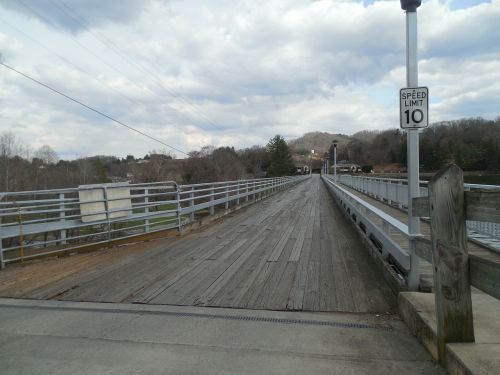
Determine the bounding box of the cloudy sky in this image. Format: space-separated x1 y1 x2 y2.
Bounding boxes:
0 0 498 159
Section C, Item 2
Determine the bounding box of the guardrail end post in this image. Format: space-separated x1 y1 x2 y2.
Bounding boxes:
428 164 475 366
144 188 150 233
176 184 182 232
210 184 215 216
190 187 195 222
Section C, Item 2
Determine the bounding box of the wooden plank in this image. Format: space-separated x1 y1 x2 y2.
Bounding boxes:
302 260 320 311
191 235 266 306
413 236 432 263
258 239 296 309
428 164 475 366
469 255 500 299
267 219 295 262
414 190 500 223
465 190 500 222
286 213 314 310
412 196 430 217
288 205 311 262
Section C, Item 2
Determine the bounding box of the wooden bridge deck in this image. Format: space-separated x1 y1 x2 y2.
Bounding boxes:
0 175 395 313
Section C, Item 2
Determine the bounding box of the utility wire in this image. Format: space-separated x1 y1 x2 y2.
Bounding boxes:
51 0 225 132
16 0 206 137
0 16 196 138
0 62 189 156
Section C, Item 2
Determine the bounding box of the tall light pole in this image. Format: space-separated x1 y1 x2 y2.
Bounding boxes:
332 141 338 181
310 149 314 175
401 0 421 290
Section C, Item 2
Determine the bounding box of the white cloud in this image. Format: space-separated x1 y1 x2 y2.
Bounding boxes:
0 0 498 159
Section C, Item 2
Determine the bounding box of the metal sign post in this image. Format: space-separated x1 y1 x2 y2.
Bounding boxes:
401 0 422 290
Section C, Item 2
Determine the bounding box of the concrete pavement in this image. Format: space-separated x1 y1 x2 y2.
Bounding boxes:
0 298 441 374
399 289 500 374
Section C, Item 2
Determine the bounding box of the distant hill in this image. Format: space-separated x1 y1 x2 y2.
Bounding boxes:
288 132 351 156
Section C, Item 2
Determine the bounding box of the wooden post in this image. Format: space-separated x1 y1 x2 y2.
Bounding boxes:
428 164 474 366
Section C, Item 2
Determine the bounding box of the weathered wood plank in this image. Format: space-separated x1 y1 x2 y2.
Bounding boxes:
413 236 432 263
469 255 500 300
413 190 500 223
465 190 500 222
3 175 395 314
412 196 430 217
428 164 475 366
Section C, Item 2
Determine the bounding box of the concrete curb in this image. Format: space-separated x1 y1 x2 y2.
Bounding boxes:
399 291 500 374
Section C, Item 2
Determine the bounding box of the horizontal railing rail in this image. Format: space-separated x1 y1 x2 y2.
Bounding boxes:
334 174 500 251
0 175 308 267
322 175 412 281
323 172 500 300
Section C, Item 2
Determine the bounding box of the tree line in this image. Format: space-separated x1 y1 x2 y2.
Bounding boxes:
0 132 295 192
334 117 500 172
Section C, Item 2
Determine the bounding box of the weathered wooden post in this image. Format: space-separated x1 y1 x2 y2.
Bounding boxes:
428 164 474 365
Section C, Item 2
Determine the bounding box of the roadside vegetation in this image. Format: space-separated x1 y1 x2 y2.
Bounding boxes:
1 117 499 191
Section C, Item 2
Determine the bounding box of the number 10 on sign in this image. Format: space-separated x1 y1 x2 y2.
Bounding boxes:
400 87 429 129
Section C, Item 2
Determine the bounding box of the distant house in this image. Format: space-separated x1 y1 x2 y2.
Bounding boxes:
330 160 361 174
295 165 310 175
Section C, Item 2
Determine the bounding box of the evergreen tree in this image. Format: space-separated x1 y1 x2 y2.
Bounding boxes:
266 135 294 177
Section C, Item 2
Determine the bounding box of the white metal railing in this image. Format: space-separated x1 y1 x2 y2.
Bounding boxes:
335 174 500 251
322 175 413 283
0 175 308 267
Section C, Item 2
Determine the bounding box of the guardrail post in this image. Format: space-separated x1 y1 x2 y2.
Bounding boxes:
397 181 403 209
102 187 111 243
236 182 240 205
59 193 67 245
176 185 182 230
386 182 391 205
210 184 215 215
225 185 229 210
428 164 475 366
190 187 195 222
144 188 150 233
246 182 249 202
253 181 256 201
0 215 4 269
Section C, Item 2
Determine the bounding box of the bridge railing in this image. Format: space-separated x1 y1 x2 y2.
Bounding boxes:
336 174 500 250
323 169 500 295
0 175 307 268
322 174 412 281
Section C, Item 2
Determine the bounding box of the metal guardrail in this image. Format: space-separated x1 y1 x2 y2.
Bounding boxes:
336 174 500 251
322 175 412 282
0 175 308 267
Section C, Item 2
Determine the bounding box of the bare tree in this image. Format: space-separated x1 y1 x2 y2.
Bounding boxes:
0 131 24 191
34 145 59 165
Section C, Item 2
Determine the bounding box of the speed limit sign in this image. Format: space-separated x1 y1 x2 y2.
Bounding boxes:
400 87 428 129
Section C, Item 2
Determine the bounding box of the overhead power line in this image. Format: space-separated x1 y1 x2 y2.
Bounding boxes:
0 62 189 156
16 0 211 139
0 16 196 139
49 0 225 132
